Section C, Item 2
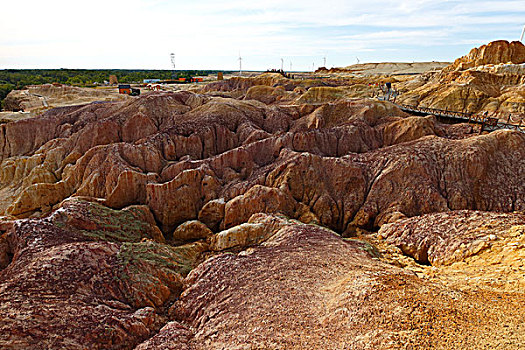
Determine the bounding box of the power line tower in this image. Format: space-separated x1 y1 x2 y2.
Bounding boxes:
323 56 327 67
170 53 176 79
238 52 242 77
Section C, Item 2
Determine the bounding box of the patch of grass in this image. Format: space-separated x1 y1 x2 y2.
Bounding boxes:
82 204 152 242
115 240 207 306
344 238 382 259
117 241 206 278
54 201 158 243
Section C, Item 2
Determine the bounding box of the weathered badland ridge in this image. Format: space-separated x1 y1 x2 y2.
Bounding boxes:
0 40 524 349
396 40 525 118
1 91 523 234
446 40 525 71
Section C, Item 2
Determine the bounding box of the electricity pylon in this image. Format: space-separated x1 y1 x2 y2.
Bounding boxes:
170 53 176 79
238 53 242 77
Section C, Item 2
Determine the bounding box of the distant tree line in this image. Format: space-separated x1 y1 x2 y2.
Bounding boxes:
0 69 229 110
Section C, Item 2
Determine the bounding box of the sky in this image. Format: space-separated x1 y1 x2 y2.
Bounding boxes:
1 0 524 71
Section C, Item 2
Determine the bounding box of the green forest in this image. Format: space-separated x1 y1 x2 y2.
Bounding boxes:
0 69 227 109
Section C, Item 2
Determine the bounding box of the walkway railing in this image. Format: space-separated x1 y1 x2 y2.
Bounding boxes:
395 104 524 134
376 90 524 133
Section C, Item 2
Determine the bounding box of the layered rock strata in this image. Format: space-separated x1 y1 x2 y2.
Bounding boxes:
396 40 525 118
0 68 524 349
0 198 207 349
1 91 524 238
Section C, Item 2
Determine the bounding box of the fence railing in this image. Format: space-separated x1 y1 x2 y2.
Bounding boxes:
394 103 524 134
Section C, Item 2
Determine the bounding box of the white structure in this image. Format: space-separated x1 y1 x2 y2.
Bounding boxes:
238 53 242 76
323 56 326 67
521 24 525 42
170 53 175 69
281 58 284 71
170 53 176 77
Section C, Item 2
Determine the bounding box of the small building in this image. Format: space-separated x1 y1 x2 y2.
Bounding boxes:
143 79 161 84
118 84 131 94
148 84 161 91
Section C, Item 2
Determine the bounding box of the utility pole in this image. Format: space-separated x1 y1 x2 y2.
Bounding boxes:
281 58 284 71
521 24 525 42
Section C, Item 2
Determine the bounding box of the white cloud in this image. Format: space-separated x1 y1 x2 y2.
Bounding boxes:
0 0 524 69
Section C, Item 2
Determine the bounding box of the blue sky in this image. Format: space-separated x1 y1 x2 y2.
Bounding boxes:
1 0 524 70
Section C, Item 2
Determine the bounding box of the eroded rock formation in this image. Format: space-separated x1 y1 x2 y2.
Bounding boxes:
379 210 525 266
396 40 525 118
446 40 525 72
0 52 524 349
0 198 207 349
137 214 525 349
3 84 130 113
1 91 524 237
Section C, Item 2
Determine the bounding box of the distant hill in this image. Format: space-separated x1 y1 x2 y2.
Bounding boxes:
317 62 450 75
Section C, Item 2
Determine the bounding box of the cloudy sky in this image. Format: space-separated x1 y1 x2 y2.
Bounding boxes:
1 0 524 71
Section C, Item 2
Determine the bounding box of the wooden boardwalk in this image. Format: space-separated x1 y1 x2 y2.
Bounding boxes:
395 104 525 133
377 91 524 133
